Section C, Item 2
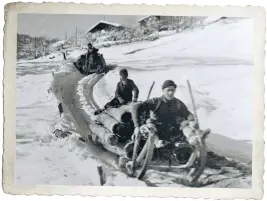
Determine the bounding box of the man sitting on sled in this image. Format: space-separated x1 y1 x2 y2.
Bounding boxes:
84 43 100 74
131 80 198 154
94 69 139 115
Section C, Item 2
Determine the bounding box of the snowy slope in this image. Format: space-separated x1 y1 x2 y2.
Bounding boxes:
98 18 252 64
16 61 146 186
94 18 253 141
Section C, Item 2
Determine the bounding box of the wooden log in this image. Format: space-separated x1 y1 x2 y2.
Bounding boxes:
89 121 118 146
96 113 119 133
114 122 134 142
90 133 128 157
120 102 139 113
105 108 131 123
105 102 139 123
95 113 134 142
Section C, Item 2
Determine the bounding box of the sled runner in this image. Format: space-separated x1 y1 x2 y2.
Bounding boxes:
121 124 211 182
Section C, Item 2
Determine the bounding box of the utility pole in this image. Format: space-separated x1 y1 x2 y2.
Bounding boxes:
34 37 37 59
65 31 68 41
75 26 78 46
43 40 45 56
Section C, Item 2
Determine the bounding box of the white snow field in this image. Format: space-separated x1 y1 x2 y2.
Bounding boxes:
16 18 252 187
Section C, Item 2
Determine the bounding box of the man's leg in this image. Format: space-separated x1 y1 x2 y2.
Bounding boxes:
94 98 121 115
104 97 121 109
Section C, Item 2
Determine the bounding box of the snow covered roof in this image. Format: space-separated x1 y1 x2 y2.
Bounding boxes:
138 15 160 23
86 20 124 34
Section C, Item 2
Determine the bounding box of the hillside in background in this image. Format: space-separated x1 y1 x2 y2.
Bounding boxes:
17 16 238 61
80 16 209 47
17 34 59 60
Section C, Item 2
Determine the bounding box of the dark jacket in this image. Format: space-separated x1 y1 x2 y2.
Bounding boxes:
84 47 99 73
86 47 99 60
115 79 139 103
88 46 98 53
132 96 194 128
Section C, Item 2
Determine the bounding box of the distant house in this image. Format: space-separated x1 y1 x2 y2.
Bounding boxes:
138 15 165 26
86 20 125 34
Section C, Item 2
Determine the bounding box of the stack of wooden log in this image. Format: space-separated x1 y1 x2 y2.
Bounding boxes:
88 103 138 151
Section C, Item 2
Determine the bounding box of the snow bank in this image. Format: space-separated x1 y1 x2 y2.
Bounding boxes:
149 30 177 38
67 49 85 60
77 74 102 120
18 52 65 63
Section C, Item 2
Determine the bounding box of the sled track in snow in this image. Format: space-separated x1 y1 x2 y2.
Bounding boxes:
75 70 252 188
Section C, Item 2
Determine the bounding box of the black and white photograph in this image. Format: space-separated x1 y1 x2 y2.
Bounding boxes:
3 2 265 198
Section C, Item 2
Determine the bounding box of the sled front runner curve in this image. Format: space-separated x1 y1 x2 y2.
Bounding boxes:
123 123 210 183
122 80 210 183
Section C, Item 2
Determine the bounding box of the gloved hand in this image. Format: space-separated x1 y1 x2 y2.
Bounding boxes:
131 127 140 140
154 136 166 148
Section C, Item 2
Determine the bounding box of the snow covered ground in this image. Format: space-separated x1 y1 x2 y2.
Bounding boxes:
16 17 253 187
16 61 146 186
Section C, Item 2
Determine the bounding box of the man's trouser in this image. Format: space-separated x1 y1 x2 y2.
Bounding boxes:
104 97 129 109
156 124 186 142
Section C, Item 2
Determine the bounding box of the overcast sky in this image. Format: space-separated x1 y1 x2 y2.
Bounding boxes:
18 14 146 39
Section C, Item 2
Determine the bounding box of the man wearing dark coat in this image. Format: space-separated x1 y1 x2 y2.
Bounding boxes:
84 43 99 74
94 69 139 115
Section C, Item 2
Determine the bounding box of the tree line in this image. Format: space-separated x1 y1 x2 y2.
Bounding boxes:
17 33 59 60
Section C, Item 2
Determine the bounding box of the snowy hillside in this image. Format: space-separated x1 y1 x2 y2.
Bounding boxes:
94 18 253 141
17 34 59 60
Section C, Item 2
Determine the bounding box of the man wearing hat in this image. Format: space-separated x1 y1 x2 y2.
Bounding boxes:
94 68 139 115
87 43 98 53
131 80 196 146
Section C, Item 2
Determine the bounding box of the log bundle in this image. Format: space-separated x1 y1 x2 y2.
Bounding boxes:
105 108 131 123
95 112 134 142
96 113 119 133
88 102 138 157
88 121 118 146
105 102 138 123
89 132 127 157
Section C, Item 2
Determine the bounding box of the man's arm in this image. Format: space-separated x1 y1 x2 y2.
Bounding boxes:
131 80 139 101
178 100 197 130
115 83 125 104
178 100 195 121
